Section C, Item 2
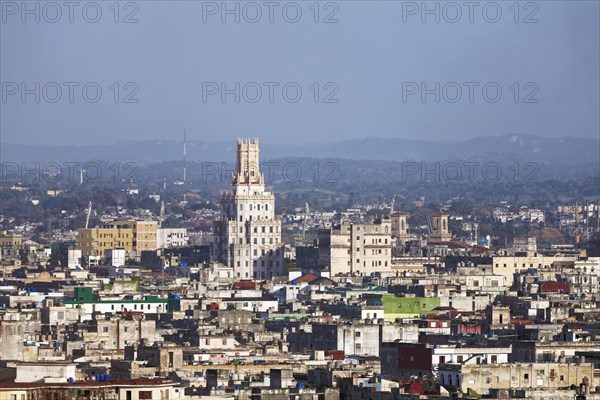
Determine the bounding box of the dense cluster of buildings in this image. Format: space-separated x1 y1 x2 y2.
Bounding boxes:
0 139 599 400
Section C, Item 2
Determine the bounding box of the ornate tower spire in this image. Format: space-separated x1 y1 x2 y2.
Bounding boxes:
232 138 264 185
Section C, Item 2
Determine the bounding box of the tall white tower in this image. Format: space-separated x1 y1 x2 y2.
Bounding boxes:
213 138 284 280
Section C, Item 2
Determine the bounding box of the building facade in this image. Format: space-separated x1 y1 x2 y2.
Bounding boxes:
156 228 188 249
390 212 409 241
78 220 158 262
212 138 284 280
430 211 452 241
318 217 392 276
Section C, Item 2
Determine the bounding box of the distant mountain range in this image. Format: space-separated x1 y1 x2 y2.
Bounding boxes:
2 134 599 165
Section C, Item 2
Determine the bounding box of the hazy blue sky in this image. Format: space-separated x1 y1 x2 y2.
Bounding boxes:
1 0 599 145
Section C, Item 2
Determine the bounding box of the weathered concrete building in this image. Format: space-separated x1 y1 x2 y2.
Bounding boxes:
318 218 392 276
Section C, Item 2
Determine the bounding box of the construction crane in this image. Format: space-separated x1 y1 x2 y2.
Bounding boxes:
302 202 310 242
575 201 580 244
85 201 92 229
427 215 432 235
159 201 165 229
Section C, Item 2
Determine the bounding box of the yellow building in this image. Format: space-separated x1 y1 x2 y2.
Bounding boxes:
130 220 158 253
78 223 134 259
0 233 22 249
78 220 158 261
0 389 28 400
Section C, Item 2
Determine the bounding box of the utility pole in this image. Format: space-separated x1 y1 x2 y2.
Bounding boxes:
183 129 187 203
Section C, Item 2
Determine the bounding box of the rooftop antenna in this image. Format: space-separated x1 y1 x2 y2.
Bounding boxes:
183 129 187 203
159 201 165 229
302 202 310 242
183 129 187 185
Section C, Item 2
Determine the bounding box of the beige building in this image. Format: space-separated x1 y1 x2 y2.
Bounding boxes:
492 255 577 287
0 233 22 248
78 220 157 261
454 362 596 396
129 220 158 253
212 138 284 280
390 212 409 241
318 217 392 276
430 211 451 241
513 236 537 256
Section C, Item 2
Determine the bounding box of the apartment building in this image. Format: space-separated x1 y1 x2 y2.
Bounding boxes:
78 220 157 262
318 217 392 276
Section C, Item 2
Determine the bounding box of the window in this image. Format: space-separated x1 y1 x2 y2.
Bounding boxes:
139 391 152 400
524 373 529 380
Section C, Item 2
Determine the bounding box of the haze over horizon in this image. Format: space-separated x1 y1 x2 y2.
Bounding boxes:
1 1 599 146
3 132 598 148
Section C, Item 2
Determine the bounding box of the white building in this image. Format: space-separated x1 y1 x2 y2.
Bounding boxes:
212 138 284 280
67 249 82 269
105 249 126 267
157 228 189 248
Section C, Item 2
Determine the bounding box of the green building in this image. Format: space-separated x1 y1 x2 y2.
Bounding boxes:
382 294 440 321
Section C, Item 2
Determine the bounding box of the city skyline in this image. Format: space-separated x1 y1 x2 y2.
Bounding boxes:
0 1 598 398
